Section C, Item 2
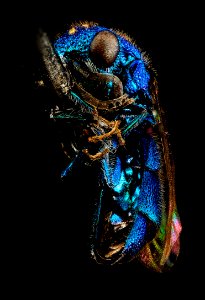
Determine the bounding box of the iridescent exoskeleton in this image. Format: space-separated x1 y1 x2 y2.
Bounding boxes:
37 21 182 272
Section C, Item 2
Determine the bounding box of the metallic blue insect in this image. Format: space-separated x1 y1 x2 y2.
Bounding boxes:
37 21 182 272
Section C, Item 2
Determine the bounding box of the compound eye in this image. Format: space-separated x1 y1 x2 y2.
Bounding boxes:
90 30 119 68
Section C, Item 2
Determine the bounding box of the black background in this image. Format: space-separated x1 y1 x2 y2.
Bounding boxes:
7 0 201 293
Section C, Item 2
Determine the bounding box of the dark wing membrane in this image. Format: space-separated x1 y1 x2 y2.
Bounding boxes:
138 75 182 272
